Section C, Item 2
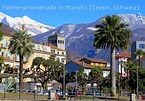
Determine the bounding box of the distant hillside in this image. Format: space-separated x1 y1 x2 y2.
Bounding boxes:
66 49 82 60
33 13 145 61
1 12 145 61
1 23 15 34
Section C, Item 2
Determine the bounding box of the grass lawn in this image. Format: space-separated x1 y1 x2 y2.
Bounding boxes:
0 93 130 101
0 92 48 100
96 95 130 101
76 95 130 101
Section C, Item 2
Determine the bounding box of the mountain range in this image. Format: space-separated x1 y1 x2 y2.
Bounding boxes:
1 12 145 61
0 12 54 36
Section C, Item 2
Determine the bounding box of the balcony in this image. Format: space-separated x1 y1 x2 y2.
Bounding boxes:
50 50 56 55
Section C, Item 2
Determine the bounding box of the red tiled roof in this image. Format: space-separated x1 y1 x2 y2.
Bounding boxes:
115 52 131 58
80 57 108 64
68 60 110 70
47 44 65 51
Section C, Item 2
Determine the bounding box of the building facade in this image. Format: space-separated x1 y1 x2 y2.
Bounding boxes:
115 52 131 76
131 41 145 59
48 33 65 50
65 57 110 77
0 33 67 83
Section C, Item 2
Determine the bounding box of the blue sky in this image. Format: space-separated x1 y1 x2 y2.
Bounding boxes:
0 0 144 27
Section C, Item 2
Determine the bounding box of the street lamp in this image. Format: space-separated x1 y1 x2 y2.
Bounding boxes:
75 71 78 90
34 74 37 99
118 74 121 101
63 64 66 98
137 66 139 100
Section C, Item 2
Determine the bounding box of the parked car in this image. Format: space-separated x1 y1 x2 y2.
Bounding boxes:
77 91 82 96
123 92 131 96
95 92 101 96
142 94 145 100
85 91 94 95
36 91 43 95
27 90 43 95
27 90 34 93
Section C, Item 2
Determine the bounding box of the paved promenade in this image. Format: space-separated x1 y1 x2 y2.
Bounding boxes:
0 99 128 101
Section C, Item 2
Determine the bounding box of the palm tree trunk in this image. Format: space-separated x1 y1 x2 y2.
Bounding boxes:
129 71 133 92
19 55 23 93
121 63 122 78
120 63 122 95
139 56 141 66
82 85 85 95
110 48 116 96
127 70 129 79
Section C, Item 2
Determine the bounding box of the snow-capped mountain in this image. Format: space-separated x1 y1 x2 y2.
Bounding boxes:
1 12 145 61
33 13 145 61
0 12 55 35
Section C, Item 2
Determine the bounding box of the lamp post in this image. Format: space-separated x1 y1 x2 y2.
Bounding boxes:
137 66 139 100
63 65 66 98
118 74 120 101
75 71 78 89
34 74 37 99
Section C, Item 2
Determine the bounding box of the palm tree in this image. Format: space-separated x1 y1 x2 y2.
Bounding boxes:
8 30 34 92
134 49 145 96
0 23 3 42
124 58 136 92
93 15 132 95
134 49 145 66
0 23 3 67
124 58 136 78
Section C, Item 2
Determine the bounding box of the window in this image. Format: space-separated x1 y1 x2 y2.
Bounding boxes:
139 44 145 49
91 62 94 65
62 52 64 55
95 63 98 66
7 40 10 46
57 58 60 62
61 58 66 63
62 41 64 44
8 51 13 59
1 49 6 57
58 40 64 44
16 54 20 61
1 38 6 47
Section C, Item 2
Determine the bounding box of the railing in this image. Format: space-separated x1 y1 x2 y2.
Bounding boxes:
0 88 47 100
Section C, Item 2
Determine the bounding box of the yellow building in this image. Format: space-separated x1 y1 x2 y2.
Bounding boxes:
0 32 67 83
79 57 108 68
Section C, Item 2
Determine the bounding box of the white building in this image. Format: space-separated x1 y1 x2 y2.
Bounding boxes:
115 52 131 77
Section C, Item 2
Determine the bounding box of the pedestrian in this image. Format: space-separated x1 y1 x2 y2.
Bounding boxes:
55 91 60 100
